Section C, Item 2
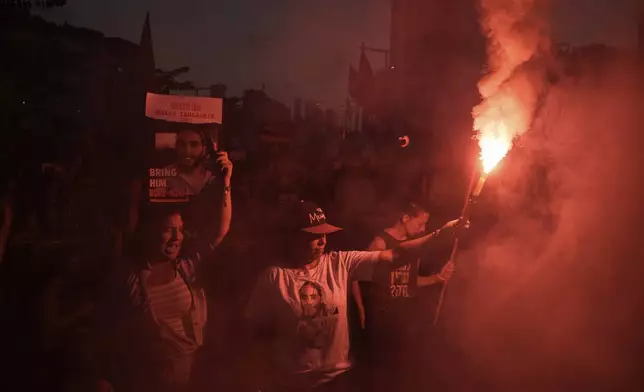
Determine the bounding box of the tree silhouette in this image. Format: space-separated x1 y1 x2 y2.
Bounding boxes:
155 66 195 94
1 0 66 9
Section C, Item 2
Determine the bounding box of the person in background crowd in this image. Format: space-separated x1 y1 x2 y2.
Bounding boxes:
244 201 466 392
351 202 456 391
103 152 232 392
351 202 456 326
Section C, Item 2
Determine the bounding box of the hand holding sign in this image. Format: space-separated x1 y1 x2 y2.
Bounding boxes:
215 151 233 184
205 133 232 184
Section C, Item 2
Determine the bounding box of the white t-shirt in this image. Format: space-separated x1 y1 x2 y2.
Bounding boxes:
245 250 381 389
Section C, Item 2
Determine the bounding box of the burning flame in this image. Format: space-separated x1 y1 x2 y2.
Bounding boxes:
473 91 520 174
472 0 550 175
478 123 512 174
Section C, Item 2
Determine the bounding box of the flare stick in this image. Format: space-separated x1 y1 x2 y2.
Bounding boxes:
433 170 488 325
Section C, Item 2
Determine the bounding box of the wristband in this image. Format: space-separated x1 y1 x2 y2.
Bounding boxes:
222 185 231 207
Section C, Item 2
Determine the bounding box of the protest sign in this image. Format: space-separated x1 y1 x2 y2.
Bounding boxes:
145 93 222 203
145 93 223 124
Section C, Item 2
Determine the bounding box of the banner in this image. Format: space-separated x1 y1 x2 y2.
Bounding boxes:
145 93 223 124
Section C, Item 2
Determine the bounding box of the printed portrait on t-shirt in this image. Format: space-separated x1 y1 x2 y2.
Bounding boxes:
296 281 338 350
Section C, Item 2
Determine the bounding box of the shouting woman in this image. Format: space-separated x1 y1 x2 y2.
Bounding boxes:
102 151 232 392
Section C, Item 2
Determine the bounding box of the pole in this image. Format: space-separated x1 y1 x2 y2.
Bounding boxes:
433 167 479 325
362 44 391 70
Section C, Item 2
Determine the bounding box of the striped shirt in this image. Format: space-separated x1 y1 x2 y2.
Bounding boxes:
147 273 193 339
122 256 208 354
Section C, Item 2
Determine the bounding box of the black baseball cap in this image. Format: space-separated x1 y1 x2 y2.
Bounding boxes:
295 201 342 234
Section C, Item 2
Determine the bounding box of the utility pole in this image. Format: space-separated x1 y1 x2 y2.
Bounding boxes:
361 42 391 69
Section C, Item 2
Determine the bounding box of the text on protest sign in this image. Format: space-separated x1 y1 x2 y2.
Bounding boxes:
147 167 189 202
145 93 223 124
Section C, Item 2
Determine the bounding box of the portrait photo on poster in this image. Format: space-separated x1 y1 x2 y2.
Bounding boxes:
147 121 221 203
145 93 223 203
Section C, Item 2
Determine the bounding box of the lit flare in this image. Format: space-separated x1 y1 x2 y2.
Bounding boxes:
478 121 512 174
471 99 516 196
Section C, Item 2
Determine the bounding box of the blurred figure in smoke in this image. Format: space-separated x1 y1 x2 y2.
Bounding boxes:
101 153 232 392
350 202 455 391
245 201 465 392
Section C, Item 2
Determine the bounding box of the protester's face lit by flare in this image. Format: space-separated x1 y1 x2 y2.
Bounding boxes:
176 130 205 169
160 213 184 261
296 232 327 262
403 211 429 238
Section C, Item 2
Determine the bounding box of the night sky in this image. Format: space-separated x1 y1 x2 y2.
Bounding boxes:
37 0 638 109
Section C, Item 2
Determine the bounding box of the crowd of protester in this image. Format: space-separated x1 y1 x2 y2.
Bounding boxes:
0 119 467 392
